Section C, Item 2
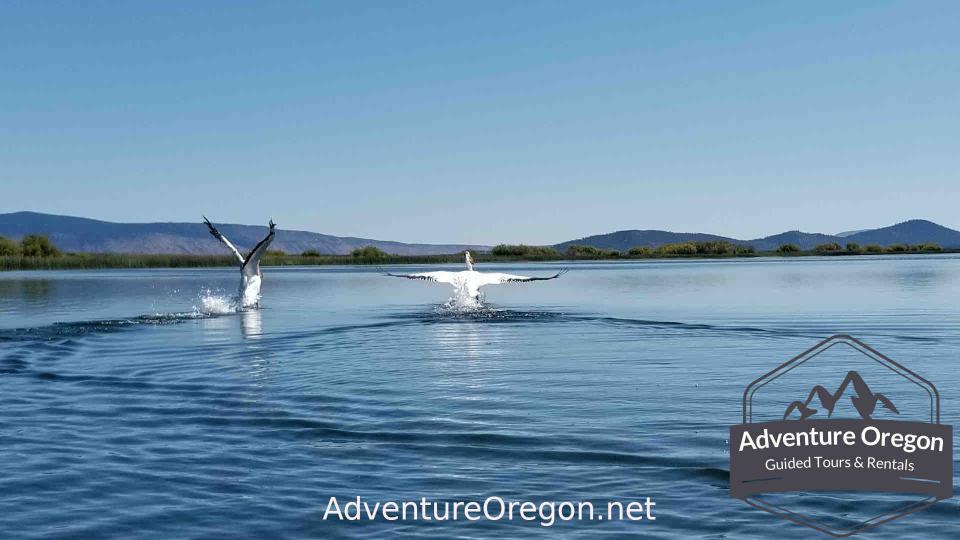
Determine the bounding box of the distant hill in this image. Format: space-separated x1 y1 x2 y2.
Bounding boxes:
554 230 744 253
554 219 960 252
843 220 960 248
746 231 844 251
0 212 488 255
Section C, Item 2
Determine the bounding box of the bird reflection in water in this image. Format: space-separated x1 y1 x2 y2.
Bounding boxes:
241 308 263 339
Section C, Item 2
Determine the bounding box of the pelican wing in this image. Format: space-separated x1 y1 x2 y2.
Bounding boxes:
243 219 277 275
478 269 568 285
384 271 459 284
203 216 245 265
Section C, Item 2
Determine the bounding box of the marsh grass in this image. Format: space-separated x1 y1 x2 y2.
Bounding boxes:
0 254 240 271
1 245 956 271
0 252 489 271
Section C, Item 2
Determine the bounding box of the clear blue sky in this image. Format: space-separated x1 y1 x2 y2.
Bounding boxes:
2 1 958 244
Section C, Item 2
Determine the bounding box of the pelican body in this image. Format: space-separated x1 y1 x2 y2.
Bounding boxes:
203 217 277 309
385 251 566 306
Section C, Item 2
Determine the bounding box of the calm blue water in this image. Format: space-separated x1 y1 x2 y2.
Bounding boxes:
1 256 959 538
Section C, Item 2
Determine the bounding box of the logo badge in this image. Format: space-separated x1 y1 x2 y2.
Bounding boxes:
730 335 952 536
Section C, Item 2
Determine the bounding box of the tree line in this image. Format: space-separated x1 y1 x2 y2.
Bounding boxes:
776 242 942 254
0 235 950 272
0 234 61 257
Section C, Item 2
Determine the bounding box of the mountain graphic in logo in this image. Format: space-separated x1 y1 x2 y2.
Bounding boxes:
783 370 900 420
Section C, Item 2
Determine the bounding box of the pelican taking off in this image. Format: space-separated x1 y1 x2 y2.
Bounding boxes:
203 216 277 309
384 251 567 307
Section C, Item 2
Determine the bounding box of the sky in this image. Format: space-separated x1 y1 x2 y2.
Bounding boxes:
2 1 958 245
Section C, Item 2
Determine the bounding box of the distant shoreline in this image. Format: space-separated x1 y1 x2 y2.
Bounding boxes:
2 249 958 272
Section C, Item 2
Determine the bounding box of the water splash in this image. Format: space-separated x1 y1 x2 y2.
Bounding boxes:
196 288 238 315
439 286 485 313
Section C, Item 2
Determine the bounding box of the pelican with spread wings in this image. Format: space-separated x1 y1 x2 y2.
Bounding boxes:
203 216 277 309
384 251 567 307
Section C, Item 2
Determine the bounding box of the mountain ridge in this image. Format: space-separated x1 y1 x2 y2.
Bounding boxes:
2 212 959 255
554 219 960 252
0 211 489 256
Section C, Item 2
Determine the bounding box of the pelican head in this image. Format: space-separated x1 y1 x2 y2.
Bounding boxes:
465 251 474 271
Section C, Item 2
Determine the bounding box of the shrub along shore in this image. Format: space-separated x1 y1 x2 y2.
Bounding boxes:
0 237 954 272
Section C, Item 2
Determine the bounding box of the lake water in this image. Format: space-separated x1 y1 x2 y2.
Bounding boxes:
1 256 959 538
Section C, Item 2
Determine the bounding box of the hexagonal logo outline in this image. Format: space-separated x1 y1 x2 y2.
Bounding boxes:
731 334 952 537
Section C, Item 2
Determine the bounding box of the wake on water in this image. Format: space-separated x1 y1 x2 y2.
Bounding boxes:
430 291 557 321
0 288 254 347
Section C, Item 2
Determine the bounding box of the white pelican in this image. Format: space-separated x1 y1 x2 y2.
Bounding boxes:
384 251 567 307
203 216 276 309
